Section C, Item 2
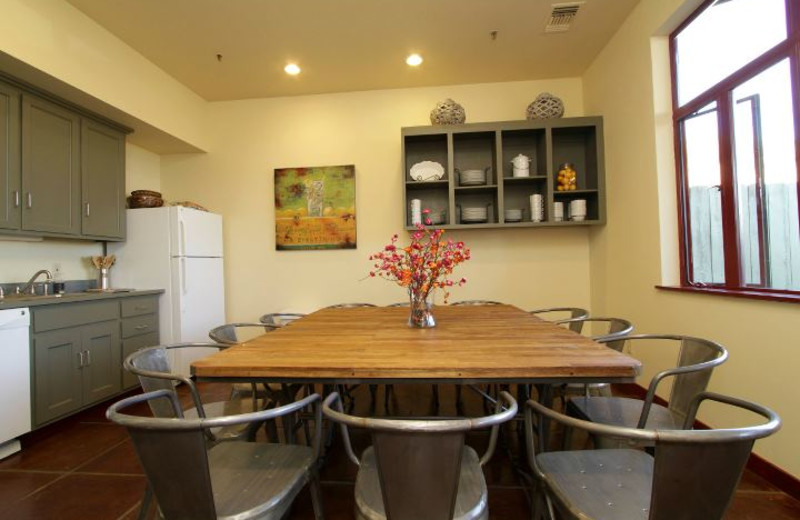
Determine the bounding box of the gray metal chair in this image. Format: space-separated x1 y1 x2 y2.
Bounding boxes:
555 316 633 354
325 303 377 309
259 312 306 327
123 343 262 442
530 307 589 332
449 300 503 306
567 334 729 446
439 300 504 409
209 322 309 444
553 317 634 400
323 391 518 520
107 389 325 520
524 392 781 520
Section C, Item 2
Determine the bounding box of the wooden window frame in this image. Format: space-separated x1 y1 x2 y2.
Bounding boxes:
668 0 800 302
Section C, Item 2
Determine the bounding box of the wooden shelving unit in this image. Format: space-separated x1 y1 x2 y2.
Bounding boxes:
401 117 606 230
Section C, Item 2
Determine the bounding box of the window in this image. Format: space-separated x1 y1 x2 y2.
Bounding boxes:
671 0 800 296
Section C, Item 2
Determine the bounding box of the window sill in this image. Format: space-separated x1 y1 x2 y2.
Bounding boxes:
656 285 800 304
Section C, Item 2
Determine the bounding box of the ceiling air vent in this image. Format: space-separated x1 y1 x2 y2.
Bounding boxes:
545 2 585 33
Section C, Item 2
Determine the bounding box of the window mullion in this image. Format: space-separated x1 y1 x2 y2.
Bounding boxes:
717 92 742 288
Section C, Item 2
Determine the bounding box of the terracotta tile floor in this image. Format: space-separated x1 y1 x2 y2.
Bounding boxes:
0 383 798 520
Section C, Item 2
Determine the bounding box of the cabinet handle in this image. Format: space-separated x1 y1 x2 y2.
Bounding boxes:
134 324 149 330
134 305 148 311
26 192 32 209
85 350 91 366
77 351 85 368
13 190 19 208
85 202 90 217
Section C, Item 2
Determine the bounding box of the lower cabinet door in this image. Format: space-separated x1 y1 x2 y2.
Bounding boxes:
121 331 159 389
82 320 121 405
34 327 83 426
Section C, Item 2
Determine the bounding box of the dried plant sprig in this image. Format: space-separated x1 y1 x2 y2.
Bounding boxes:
369 209 470 303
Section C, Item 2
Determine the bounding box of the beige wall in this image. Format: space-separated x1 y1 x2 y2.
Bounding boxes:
583 0 797 476
161 79 593 319
0 0 209 151
0 143 163 283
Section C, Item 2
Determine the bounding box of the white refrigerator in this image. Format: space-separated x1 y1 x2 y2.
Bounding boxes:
109 207 226 376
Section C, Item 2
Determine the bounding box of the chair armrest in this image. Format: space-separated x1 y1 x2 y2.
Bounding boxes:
322 392 361 467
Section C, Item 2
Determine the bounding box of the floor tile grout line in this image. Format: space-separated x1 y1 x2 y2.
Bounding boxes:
71 437 130 474
5 437 132 507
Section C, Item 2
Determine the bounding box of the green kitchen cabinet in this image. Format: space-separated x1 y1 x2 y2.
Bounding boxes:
31 294 160 426
33 327 84 425
0 81 20 230
81 119 126 240
21 93 81 235
81 320 122 404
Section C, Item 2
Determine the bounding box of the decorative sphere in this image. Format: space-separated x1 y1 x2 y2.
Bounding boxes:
430 98 466 125
526 92 565 120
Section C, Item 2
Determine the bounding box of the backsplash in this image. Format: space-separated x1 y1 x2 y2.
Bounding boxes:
0 279 96 296
0 237 102 283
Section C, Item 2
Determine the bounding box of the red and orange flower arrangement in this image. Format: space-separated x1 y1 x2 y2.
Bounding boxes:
369 210 471 327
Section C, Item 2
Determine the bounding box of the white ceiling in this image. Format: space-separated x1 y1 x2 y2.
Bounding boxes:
66 0 640 102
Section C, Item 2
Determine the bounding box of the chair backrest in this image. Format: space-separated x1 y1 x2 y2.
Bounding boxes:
530 307 589 332
525 392 780 520
108 389 217 519
323 391 517 520
259 312 306 327
623 334 728 425
123 343 222 418
325 303 377 309
208 322 277 344
555 316 634 352
108 389 323 520
449 300 503 306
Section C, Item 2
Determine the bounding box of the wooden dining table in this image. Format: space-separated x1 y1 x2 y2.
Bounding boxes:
192 304 641 385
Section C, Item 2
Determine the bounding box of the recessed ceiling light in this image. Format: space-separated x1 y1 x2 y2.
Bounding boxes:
284 63 301 75
406 54 423 67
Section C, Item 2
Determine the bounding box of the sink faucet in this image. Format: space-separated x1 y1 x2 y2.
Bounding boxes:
21 270 53 295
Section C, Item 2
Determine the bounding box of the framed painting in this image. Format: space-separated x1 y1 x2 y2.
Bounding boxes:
274 164 356 250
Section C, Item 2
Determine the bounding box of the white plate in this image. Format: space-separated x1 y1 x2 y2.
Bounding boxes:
459 179 487 186
410 161 445 182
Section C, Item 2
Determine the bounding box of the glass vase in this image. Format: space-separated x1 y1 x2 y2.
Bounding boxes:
408 291 436 328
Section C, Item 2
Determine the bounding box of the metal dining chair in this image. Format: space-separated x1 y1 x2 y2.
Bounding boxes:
323 303 386 410
260 312 306 327
551 317 634 401
524 392 781 520
323 391 518 520
208 322 282 401
107 389 325 520
439 300 504 410
566 334 729 448
325 302 378 309
209 322 307 442
124 343 262 442
449 300 503 306
530 307 589 332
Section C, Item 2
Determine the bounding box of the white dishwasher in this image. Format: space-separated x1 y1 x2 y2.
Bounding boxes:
0 308 31 459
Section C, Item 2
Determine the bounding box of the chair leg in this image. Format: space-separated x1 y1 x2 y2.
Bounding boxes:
309 471 325 520
137 483 153 520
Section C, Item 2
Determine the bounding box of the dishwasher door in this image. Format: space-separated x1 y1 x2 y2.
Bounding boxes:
0 308 31 458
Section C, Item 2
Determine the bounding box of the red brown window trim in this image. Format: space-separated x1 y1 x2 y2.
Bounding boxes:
656 285 800 304
670 0 800 296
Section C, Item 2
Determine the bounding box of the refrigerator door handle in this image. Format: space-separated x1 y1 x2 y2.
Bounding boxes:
181 258 187 295
180 218 186 256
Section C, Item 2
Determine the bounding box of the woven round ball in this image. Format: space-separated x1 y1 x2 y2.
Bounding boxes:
526 93 564 120
430 98 466 125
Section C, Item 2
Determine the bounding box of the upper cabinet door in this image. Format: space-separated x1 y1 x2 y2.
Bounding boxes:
21 94 80 234
0 82 20 230
81 119 126 239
